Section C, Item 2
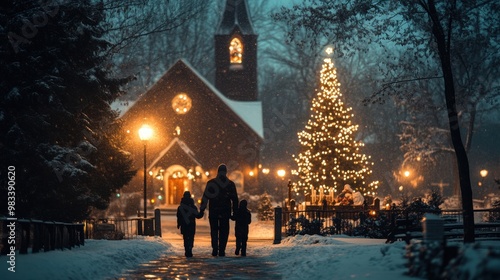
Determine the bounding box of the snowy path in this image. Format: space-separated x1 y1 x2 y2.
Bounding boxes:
114 237 281 279
114 215 281 279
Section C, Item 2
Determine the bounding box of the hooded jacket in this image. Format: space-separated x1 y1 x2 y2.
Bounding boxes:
177 196 202 235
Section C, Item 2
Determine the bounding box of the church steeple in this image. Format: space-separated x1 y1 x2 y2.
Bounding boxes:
215 0 258 101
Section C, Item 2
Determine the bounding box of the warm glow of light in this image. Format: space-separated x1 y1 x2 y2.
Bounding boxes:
290 54 379 197
138 124 153 141
229 37 243 63
262 168 270 175
480 169 488 178
404 170 410 177
249 171 255 177
277 169 286 178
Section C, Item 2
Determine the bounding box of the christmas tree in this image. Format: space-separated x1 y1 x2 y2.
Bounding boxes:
292 48 379 203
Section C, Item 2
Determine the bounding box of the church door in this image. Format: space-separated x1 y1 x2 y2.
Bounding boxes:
168 177 185 205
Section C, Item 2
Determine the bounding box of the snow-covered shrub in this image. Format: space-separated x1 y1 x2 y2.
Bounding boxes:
257 192 274 221
323 217 355 236
405 240 445 279
392 196 442 230
352 213 392 238
443 243 500 280
424 189 444 210
407 242 500 279
486 199 500 222
286 215 323 236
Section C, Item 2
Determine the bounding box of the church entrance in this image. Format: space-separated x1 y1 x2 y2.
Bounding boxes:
168 177 185 205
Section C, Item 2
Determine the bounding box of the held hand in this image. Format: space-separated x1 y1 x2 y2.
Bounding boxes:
196 209 204 219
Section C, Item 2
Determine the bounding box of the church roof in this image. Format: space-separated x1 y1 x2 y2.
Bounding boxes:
216 0 255 35
116 59 264 139
147 137 202 171
179 59 264 139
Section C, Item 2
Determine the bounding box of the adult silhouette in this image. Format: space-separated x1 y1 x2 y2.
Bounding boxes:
200 164 238 256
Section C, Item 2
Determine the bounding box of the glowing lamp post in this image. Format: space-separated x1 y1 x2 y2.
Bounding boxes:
479 169 488 187
139 124 153 218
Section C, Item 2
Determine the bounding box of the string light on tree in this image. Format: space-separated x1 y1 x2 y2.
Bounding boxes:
292 48 380 202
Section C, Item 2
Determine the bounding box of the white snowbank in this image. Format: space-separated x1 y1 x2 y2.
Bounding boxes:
0 237 171 280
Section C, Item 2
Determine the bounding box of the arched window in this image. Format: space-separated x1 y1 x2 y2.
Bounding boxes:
229 37 243 64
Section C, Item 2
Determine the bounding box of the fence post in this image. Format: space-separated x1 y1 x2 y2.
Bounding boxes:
32 220 42 253
19 219 30 254
273 206 282 244
137 210 143 236
154 208 162 237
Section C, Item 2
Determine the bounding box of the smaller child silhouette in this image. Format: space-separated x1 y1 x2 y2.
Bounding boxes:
234 199 251 256
177 191 204 257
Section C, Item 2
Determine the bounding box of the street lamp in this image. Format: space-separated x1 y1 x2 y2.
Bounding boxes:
479 169 488 187
139 124 153 218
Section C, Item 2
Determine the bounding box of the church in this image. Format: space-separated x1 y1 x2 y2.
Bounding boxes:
120 0 264 207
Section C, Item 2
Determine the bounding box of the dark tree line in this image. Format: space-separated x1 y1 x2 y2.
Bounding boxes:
0 0 134 221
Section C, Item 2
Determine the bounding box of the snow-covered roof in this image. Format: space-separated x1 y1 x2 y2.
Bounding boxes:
179 59 263 139
114 59 264 139
147 137 202 171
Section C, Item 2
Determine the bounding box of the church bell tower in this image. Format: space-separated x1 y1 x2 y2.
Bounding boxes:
215 0 258 101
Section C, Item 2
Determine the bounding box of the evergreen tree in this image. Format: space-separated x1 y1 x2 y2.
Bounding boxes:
257 192 274 221
292 48 379 200
0 0 134 221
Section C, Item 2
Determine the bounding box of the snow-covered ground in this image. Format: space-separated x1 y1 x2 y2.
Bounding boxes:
2 215 498 279
0 216 413 280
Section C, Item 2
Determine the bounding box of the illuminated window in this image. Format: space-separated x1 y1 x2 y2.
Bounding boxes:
229 37 243 64
171 93 192 114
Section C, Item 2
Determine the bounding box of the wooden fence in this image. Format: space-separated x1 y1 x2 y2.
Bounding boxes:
1 209 162 255
0 218 84 255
